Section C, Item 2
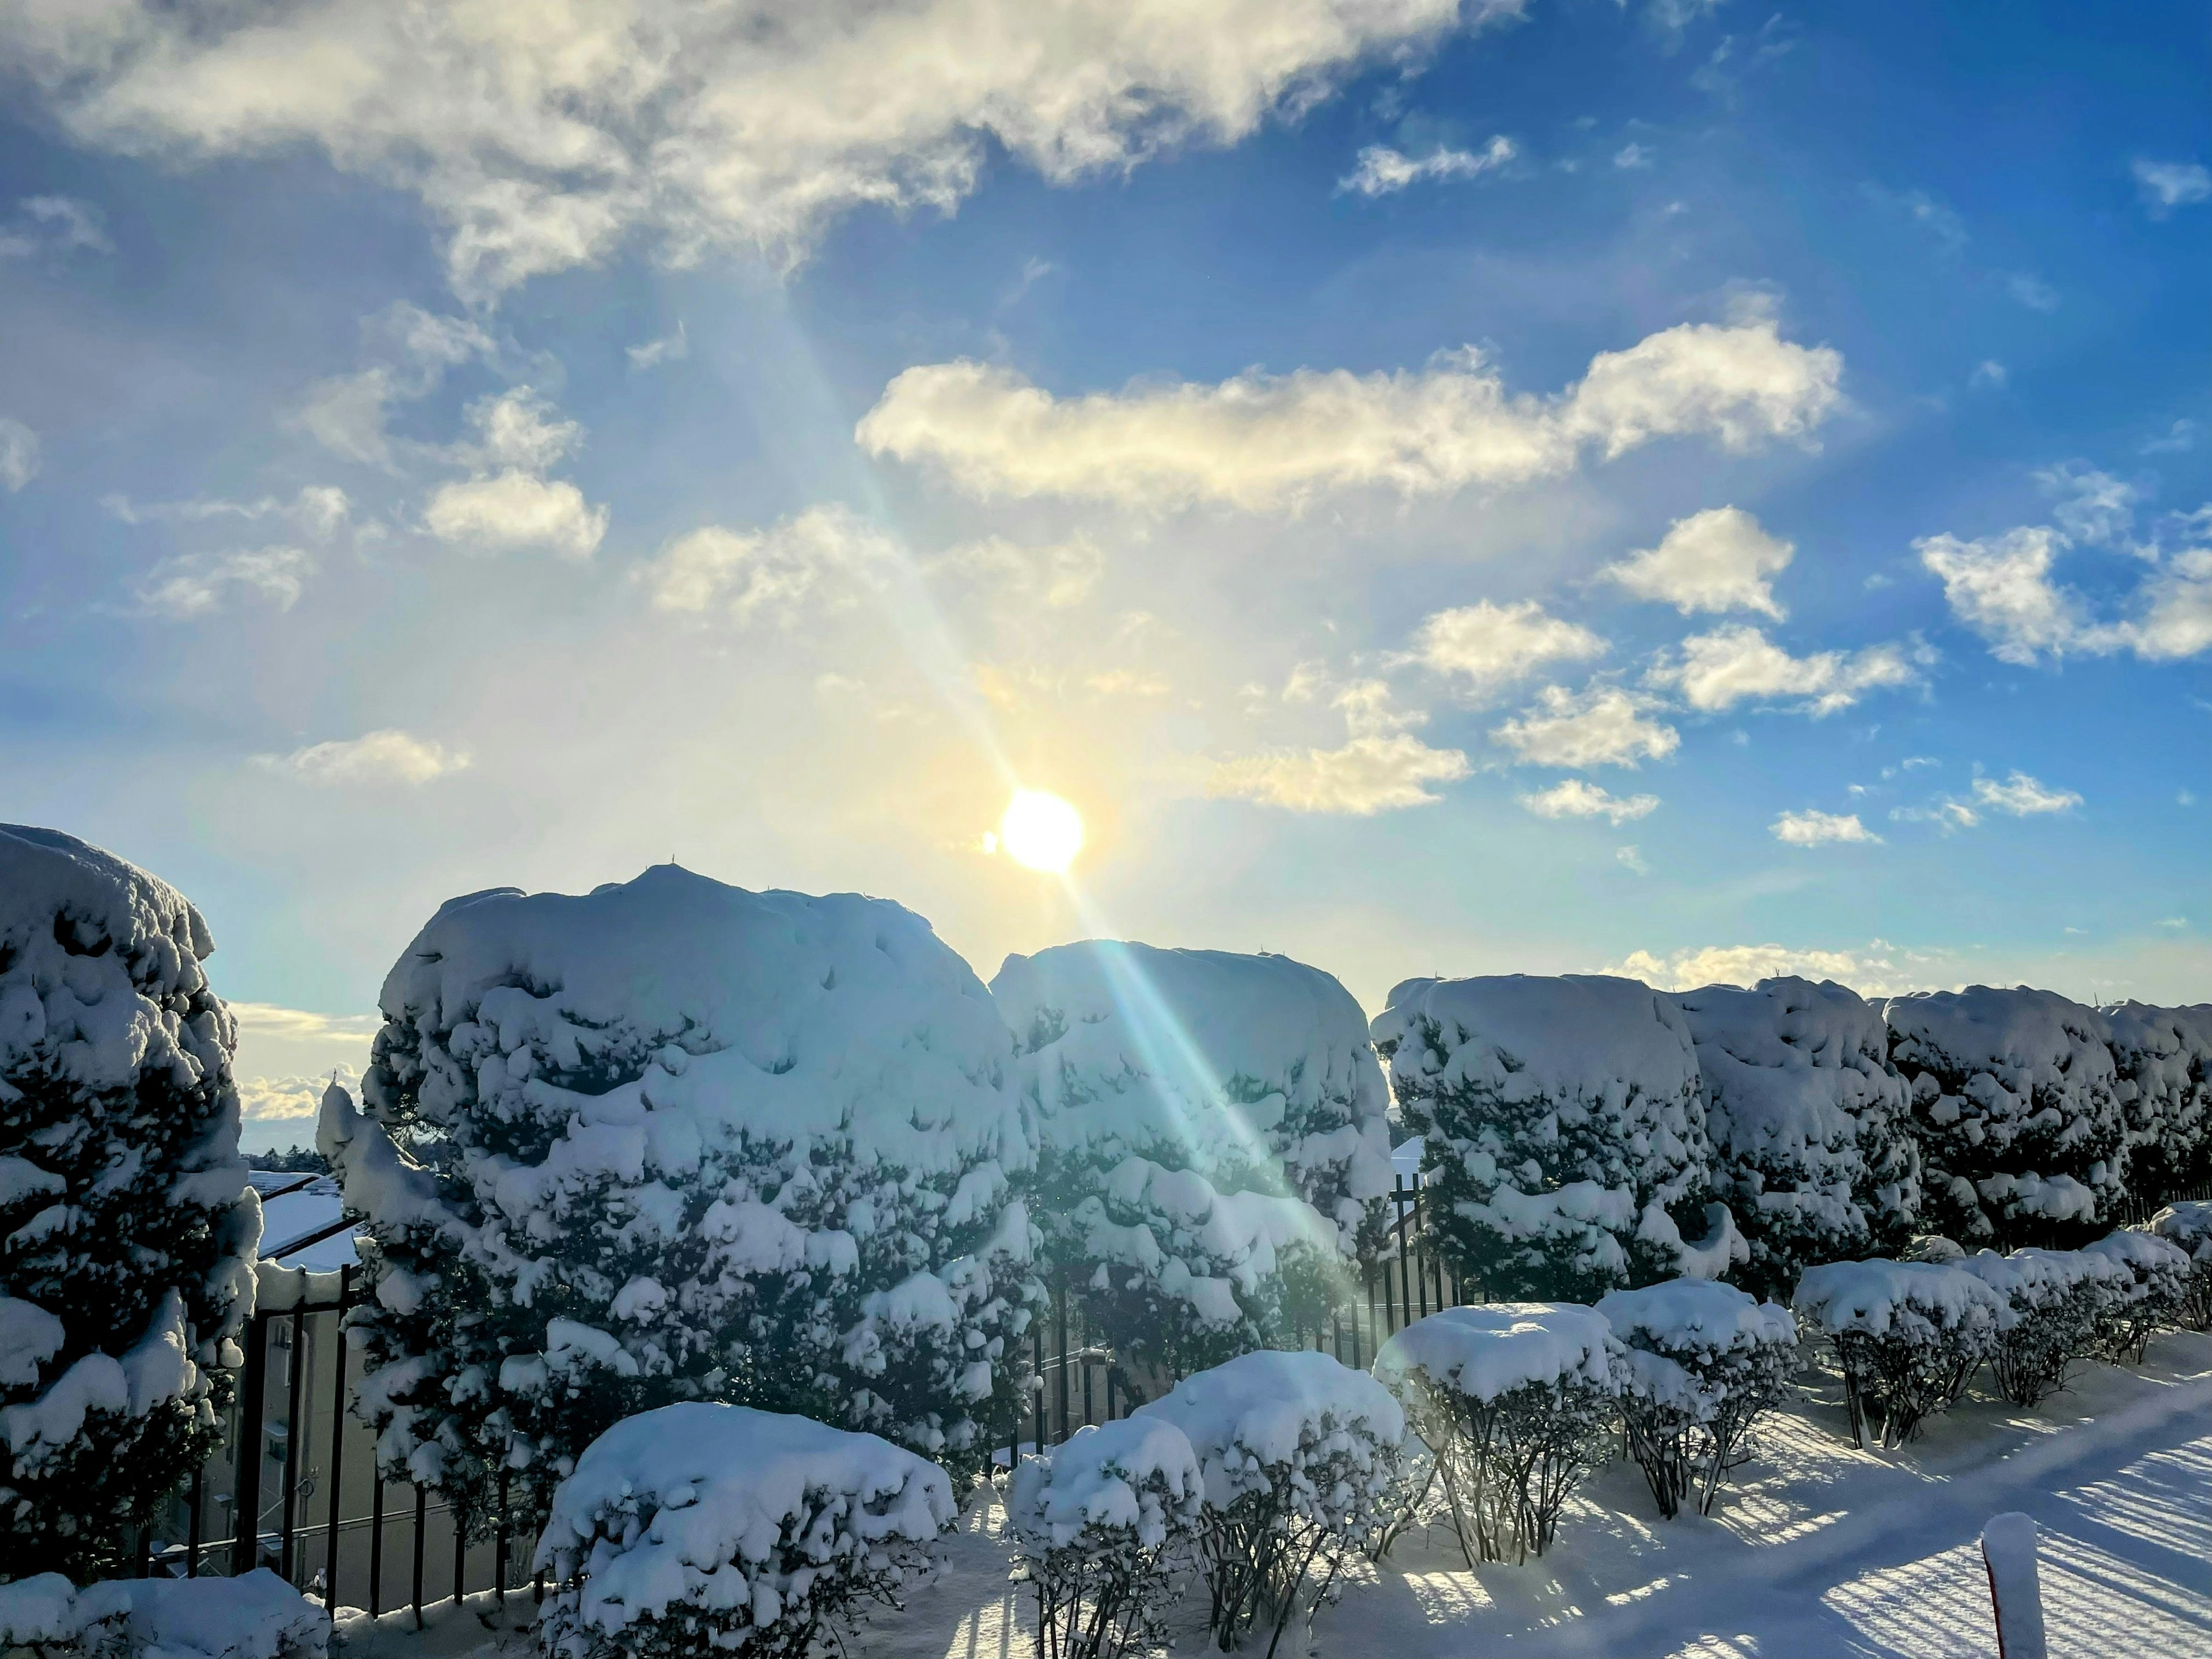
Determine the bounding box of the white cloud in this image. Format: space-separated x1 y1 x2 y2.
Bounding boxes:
8 0 1519 294
858 314 1842 510
646 503 902 624
1340 135 1515 196
1517 778 1658 824
2133 158 2212 215
1918 516 2212 665
1412 599 1606 694
1613 142 1653 169
932 533 1103 609
230 1005 381 1085
2144 419 2198 454
259 729 471 786
0 416 39 490
2006 272 2059 313
0 193 111 258
239 1065 364 1126
1972 770 2081 816
1971 359 2006 389
107 484 350 537
293 302 496 466
1491 683 1679 769
2036 461 2140 550
1610 941 1876 991
1616 844 1650 874
628 322 689 369
1209 731 1469 814
464 387 582 472
424 471 607 558
2126 546 2212 661
1598 504 1793 618
1650 624 1924 715
136 546 313 616
1771 808 1880 847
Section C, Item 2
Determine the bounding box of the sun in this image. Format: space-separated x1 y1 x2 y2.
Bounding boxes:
994 789 1085 874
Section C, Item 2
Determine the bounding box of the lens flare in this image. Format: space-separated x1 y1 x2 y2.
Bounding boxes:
997 789 1084 873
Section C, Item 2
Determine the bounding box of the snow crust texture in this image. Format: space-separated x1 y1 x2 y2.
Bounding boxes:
0 825 257 1579
993 941 1392 1371
334 865 1038 1532
1883 987 2125 1248
535 1402 951 1659
0 1567 325 1657
1373 975 1729 1300
1675 977 1920 1299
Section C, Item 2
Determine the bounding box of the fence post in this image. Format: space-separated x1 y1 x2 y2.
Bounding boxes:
325 1268 350 1608
232 1313 270 1575
411 1486 426 1629
369 1472 384 1618
280 1307 306 1582
1054 1280 1070 1445
187 1463 204 1577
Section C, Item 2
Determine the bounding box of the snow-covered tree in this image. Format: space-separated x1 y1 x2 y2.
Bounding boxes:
2082 1229 2191 1363
1 825 259 1581
1675 977 1921 1301
1792 1259 2003 1448
1373 975 1739 1302
1373 1303 1620 1564
991 942 1392 1380
2149 1202 2212 1330
535 1403 950 1659
1884 988 2127 1249
2105 1003 2212 1207
1958 1248 2123 1406
329 866 1037 1536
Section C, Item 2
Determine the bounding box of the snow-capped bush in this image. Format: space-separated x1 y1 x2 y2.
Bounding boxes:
0 1568 325 1658
1 825 259 1580
1596 1279 1797 1519
2081 1229 2191 1364
1008 1416 1205 1659
1674 978 1921 1301
1957 1248 2125 1407
535 1403 951 1659
1373 975 1738 1301
2150 1202 2212 1330
1883 988 2126 1249
1134 1349 1404 1656
2106 1004 2212 1206
331 866 1036 1535
1372 1304 1619 1563
1792 1259 2004 1448
992 942 1392 1378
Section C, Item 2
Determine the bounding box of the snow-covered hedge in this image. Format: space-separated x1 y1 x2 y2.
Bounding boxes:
992 942 1392 1379
1008 1416 1205 1659
534 1402 952 1659
2150 1202 2212 1330
1958 1248 2125 1407
1372 1304 1619 1563
1596 1279 1797 1519
2081 1229 2191 1364
0 1568 325 1658
331 866 1037 1534
2107 1003 2212 1206
1134 1349 1403 1655
1883 988 2126 1249
1675 978 1920 1301
1 825 260 1580
1373 975 1740 1302
1792 1259 2004 1448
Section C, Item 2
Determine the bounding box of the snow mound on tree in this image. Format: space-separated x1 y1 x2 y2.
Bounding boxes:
1791 1257 2006 1339
1884 987 2124 1247
1 825 257 1578
1008 1415 1204 1551
1374 1302 1620 1403
536 1402 950 1653
1674 977 1918 1296
2152 1200 2212 1257
1134 1348 1403 1499
2105 1002 2212 1200
1372 975 1725 1298
0 1568 325 1658
1597 1278 1796 1365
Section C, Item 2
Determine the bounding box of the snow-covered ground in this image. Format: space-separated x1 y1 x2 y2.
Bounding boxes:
325 1330 2209 1659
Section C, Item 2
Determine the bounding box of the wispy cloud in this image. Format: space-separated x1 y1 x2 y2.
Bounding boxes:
1339 135 1516 196
2132 158 2211 217
1518 778 1660 824
257 730 471 787
1493 683 1680 770
1771 808 1880 846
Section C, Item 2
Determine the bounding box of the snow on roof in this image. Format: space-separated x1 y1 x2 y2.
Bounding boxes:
1373 1302 1619 1403
1374 973 1700 1106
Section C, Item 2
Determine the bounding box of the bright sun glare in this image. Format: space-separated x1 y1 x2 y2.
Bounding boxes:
994 789 1085 874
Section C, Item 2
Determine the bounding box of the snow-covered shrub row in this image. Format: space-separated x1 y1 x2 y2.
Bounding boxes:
330 866 1037 1535
992 943 1392 1379
0 1568 325 1658
1883 988 2126 1250
1675 978 1921 1302
2150 1202 2212 1330
1372 1304 1619 1563
1957 1248 2126 1407
535 1402 950 1659
1134 1349 1404 1656
1 826 260 1580
1374 975 1741 1302
1008 1416 1205 1659
1792 1259 2003 1448
2107 1003 2212 1206
1596 1279 1797 1520
2082 1229 2191 1364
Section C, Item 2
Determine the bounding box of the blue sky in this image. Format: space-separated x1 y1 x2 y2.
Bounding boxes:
0 1 2204 1146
